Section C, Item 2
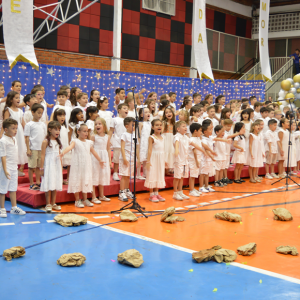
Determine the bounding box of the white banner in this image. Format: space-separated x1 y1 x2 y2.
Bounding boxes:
259 0 272 81
193 0 214 82
3 0 39 70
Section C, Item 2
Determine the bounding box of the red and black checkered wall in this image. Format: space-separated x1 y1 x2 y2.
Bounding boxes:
0 0 252 68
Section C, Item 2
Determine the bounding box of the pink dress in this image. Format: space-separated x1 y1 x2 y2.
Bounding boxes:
248 133 264 167
145 135 165 189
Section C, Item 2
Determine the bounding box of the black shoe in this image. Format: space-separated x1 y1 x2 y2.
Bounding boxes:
240 179 246 183
224 177 233 184
221 178 227 186
234 180 242 184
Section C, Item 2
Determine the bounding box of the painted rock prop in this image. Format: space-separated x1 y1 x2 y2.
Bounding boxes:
272 208 293 221
215 211 242 222
193 246 237 263
192 249 216 263
119 210 138 222
57 253 86 267
161 207 176 222
237 243 257 256
117 249 144 268
3 246 25 261
54 214 88 227
276 246 298 256
214 249 237 263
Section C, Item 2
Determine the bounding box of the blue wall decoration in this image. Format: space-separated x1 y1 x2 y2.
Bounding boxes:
0 60 265 116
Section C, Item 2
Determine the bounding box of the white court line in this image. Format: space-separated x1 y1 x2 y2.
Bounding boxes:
22 221 40 225
93 216 110 219
199 202 210 205
185 205 198 208
46 220 55 223
232 196 242 199
221 198 232 201
210 200 221 203
86 221 300 286
0 222 15 226
175 207 184 210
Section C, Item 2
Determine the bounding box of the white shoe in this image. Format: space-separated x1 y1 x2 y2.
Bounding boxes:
173 192 183 200
18 170 25 177
207 187 215 192
92 198 101 204
99 196 110 202
83 199 94 207
113 172 120 181
271 173 279 178
136 175 146 180
45 204 52 213
189 189 201 197
118 191 128 202
179 191 190 199
265 173 273 179
0 208 7 218
125 189 134 199
10 206 26 215
75 200 84 208
200 187 209 193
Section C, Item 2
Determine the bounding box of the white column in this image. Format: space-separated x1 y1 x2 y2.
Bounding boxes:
189 0 197 78
111 0 122 71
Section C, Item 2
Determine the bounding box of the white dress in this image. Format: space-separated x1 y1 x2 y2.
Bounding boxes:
162 123 174 168
7 107 27 164
145 135 166 189
248 133 264 167
98 110 113 129
92 135 110 186
139 121 151 162
277 128 289 161
68 139 93 194
40 140 63 192
285 131 300 168
243 121 251 165
60 126 72 166
295 132 300 162
231 136 246 164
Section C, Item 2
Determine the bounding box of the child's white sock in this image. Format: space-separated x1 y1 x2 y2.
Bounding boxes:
154 191 158 195
150 192 155 197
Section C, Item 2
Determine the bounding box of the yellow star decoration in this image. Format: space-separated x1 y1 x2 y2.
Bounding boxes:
115 73 120 79
95 72 101 80
166 78 170 84
76 74 82 82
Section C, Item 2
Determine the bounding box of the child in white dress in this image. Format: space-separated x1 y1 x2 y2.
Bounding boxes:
98 96 113 130
277 118 290 178
249 121 265 183
2 91 27 176
53 108 71 184
40 121 63 213
145 119 166 202
59 123 105 208
231 122 246 183
138 107 151 179
68 108 84 142
162 106 175 175
241 109 252 165
85 106 99 139
88 89 100 107
90 118 111 203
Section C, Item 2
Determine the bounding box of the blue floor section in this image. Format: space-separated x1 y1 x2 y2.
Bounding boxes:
1 209 300 300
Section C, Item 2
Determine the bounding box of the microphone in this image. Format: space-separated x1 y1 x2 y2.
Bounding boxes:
126 86 136 91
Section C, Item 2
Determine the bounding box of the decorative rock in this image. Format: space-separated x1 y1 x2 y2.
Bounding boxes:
161 207 176 222
211 245 222 250
214 249 237 263
117 249 144 268
237 243 257 256
119 210 138 222
54 214 88 227
272 208 293 221
176 216 186 222
164 215 179 223
214 211 242 222
57 253 86 267
276 246 298 256
3 246 25 261
192 249 216 263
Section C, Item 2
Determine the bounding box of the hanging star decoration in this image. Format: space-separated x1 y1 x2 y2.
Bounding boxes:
21 65 26 70
95 72 101 80
37 78 42 84
115 73 120 79
67 83 71 88
166 78 171 84
190 89 193 94
179 80 183 85
46 67 55 76
76 74 82 82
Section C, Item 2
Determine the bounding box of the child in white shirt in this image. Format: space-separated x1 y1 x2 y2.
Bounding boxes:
23 94 38 124
51 90 72 127
108 103 129 181
0 119 26 217
74 92 88 120
24 104 47 190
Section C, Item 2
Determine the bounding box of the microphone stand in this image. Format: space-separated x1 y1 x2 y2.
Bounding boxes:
111 87 148 217
272 98 300 190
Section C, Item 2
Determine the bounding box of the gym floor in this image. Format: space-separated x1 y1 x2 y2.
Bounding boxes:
1 178 300 299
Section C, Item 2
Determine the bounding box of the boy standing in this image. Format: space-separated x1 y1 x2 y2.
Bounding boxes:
206 106 219 129
24 104 47 190
109 103 129 181
24 94 38 123
264 119 280 179
215 95 226 108
260 107 270 134
0 119 26 217
249 96 257 109
169 92 177 112
253 102 263 121
119 117 139 202
51 90 72 126
193 93 201 106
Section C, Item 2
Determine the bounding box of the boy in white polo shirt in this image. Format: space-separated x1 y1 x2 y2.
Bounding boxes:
24 103 47 191
0 118 26 217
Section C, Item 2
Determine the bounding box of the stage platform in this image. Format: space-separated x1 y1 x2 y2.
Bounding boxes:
12 164 279 208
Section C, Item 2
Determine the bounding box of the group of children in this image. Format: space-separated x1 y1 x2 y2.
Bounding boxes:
0 80 298 218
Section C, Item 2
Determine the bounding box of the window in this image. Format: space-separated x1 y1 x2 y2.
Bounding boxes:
142 0 176 16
